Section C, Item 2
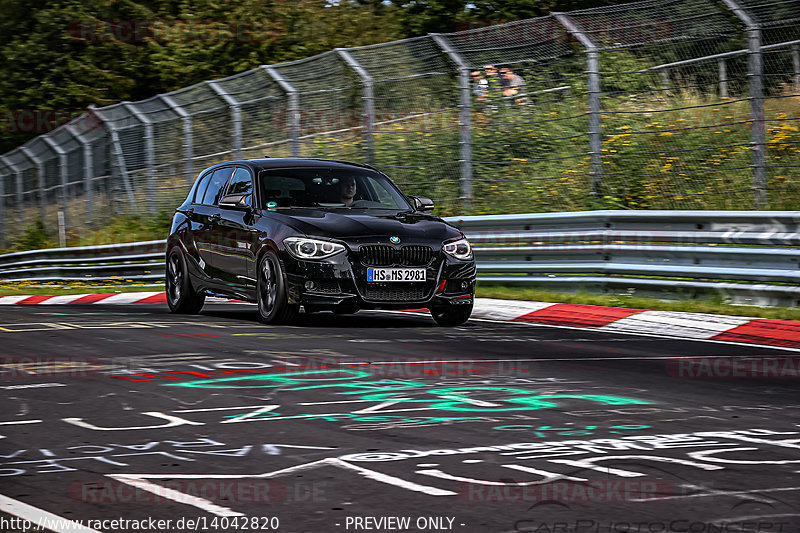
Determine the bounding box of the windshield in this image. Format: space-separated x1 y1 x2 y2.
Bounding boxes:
258 167 412 210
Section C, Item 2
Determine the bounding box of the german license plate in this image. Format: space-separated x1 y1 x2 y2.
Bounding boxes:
367 268 426 282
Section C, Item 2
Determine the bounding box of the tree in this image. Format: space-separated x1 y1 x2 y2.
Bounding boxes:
0 0 155 151
0 0 403 152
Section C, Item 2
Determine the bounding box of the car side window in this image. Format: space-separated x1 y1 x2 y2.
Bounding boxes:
373 180 395 206
201 167 235 206
224 167 253 207
192 171 214 204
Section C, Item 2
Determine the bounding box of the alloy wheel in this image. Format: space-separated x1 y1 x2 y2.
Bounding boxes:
259 257 277 315
167 254 182 304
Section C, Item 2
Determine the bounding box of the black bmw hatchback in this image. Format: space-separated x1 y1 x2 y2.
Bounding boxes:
166 158 476 325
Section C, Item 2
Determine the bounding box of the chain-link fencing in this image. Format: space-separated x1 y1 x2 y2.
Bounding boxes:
1 0 798 247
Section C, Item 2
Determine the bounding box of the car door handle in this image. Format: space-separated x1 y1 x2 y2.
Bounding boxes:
210 213 221 222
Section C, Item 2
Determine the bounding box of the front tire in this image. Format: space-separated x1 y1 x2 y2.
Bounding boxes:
431 301 473 326
257 251 299 324
166 248 205 314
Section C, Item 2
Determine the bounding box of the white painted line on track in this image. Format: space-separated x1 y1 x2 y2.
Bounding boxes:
299 399 374 405
113 458 456 497
337 355 800 364
629 485 800 502
374 310 800 353
108 475 243 517
173 405 276 413
0 493 102 533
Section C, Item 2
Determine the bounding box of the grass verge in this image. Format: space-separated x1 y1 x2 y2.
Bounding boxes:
0 282 161 296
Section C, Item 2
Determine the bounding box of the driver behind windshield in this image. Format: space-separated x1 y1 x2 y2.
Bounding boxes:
339 176 357 206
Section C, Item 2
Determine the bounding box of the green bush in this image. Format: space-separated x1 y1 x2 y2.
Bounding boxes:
13 219 55 251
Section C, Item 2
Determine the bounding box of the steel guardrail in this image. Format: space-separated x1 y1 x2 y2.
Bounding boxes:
445 210 800 306
0 240 166 282
1 211 799 306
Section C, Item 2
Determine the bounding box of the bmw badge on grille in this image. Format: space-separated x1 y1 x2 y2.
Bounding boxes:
390 236 401 244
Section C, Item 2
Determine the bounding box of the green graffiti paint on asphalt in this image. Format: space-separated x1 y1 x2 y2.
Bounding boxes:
287 380 431 394
357 387 651 412
222 412 482 423
169 369 372 389
169 369 651 412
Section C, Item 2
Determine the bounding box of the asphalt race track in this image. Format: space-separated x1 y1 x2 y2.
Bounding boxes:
1 303 799 533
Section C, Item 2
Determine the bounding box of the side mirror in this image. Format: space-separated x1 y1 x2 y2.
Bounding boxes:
219 193 251 210
410 195 435 212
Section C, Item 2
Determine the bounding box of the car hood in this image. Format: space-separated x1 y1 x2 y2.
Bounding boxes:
271 210 462 244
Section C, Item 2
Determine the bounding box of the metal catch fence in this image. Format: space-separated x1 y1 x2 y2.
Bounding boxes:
1 0 799 248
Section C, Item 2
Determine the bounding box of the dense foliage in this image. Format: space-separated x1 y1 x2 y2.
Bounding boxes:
0 0 637 153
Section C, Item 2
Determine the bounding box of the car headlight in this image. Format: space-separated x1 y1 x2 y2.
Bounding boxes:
284 237 345 260
443 238 473 260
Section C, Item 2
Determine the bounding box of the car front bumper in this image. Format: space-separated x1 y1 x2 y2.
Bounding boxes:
282 249 476 310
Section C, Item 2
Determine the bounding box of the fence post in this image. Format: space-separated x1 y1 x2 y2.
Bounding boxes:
206 81 242 159
0 158 16 246
718 58 729 97
122 103 156 213
721 0 766 209
19 147 45 224
554 13 603 200
66 124 94 224
262 66 300 157
335 48 376 166
431 33 473 208
793 44 800 94
90 106 137 212
41 136 70 232
109 130 137 213
160 94 194 185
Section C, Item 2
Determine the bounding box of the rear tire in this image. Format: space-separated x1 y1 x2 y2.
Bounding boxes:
257 251 299 324
430 302 472 326
166 248 205 314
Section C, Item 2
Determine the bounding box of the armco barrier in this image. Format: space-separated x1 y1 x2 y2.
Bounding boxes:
0 240 166 282
1 211 799 306
449 210 800 306
1 0 799 247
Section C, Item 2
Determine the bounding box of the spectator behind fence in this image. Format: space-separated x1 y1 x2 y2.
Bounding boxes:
500 68 529 106
482 64 506 110
471 70 488 104
483 64 505 91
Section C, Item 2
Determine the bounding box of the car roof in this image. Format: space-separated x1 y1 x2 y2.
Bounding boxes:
201 158 379 174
